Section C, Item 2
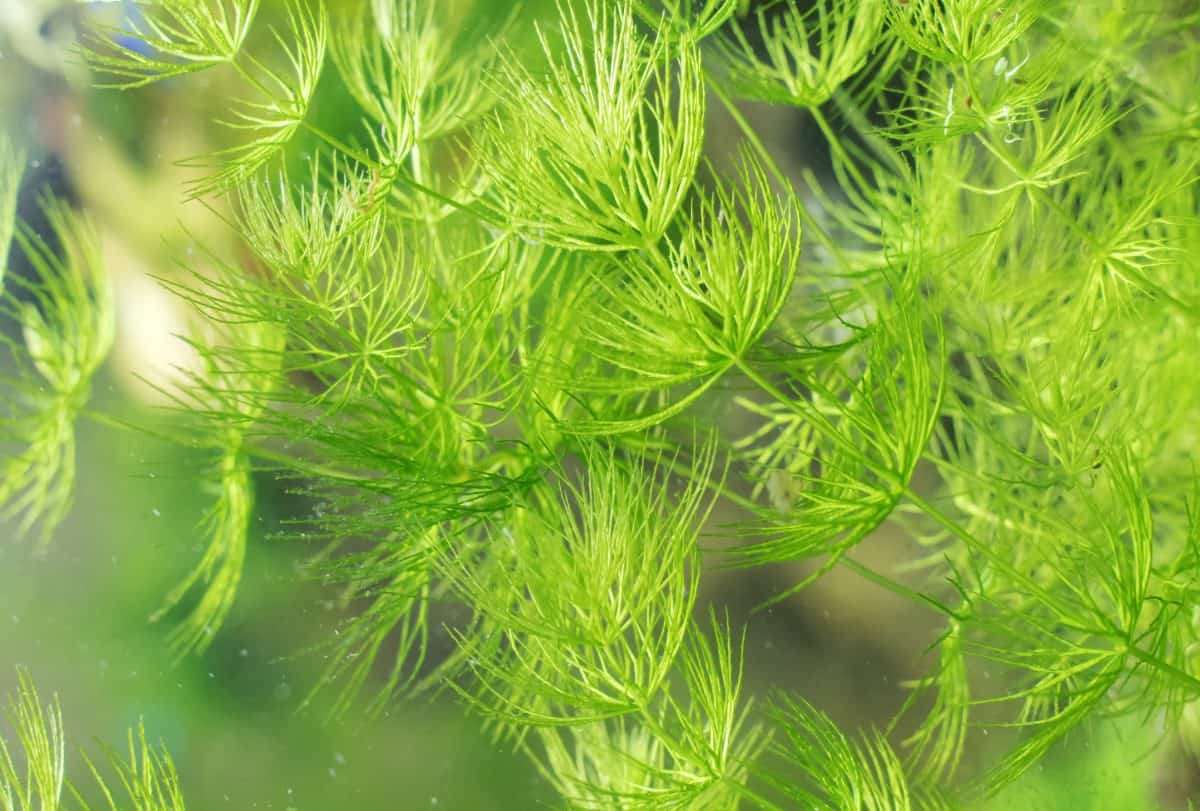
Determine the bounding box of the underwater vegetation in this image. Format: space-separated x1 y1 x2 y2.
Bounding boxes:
2 0 1200 807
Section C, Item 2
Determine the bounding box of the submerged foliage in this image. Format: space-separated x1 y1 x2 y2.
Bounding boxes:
0 201 114 545
0 670 185 811
2 0 1200 806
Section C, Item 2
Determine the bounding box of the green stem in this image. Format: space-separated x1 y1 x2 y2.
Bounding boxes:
80 407 179 446
840 558 956 619
1125 643 1200 693
79 408 367 483
830 88 907 175
809 104 873 199
300 121 379 169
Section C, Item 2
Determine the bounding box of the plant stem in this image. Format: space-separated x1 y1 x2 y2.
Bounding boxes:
79 407 367 483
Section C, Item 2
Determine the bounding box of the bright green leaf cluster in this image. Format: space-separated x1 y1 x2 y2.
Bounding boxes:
442 442 714 726
480 0 705 251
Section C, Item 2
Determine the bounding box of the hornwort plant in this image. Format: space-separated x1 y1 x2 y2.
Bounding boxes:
1 0 1199 807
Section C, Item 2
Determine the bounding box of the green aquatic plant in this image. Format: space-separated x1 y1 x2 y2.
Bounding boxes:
1 670 185 811
0 201 114 546
3 0 1200 806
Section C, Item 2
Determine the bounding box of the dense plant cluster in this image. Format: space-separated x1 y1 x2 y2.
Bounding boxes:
2 0 1199 807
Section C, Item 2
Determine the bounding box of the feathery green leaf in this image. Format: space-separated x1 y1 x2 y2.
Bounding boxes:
0 202 114 545
480 0 704 251
714 0 886 108
84 0 260 88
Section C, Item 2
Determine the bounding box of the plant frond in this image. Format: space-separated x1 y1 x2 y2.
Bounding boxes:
553 154 800 434
300 527 440 719
900 620 970 785
661 611 769 804
910 450 1200 796
443 439 717 729
480 0 704 251
532 612 767 810
888 0 1050 65
331 0 506 159
713 0 886 108
171 174 424 418
184 0 327 199
757 693 943 811
151 436 254 659
83 0 261 88
0 202 114 545
147 318 284 657
82 721 187 811
975 78 1123 195
0 669 66 811
880 44 1060 148
728 278 945 602
634 0 739 42
235 154 385 279
2 670 186 811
